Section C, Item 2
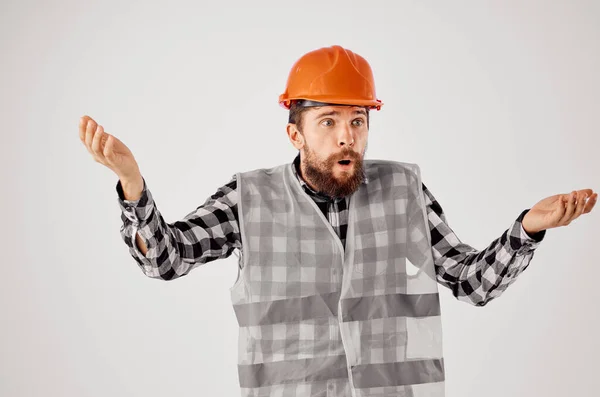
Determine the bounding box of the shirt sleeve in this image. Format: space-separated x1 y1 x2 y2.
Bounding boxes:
116 174 242 280
422 182 546 306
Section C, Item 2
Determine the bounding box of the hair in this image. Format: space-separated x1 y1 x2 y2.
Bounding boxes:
288 101 370 134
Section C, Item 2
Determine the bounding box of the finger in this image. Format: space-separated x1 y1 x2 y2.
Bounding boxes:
559 191 577 225
577 188 595 197
569 191 587 222
103 133 115 164
79 116 90 142
91 124 106 159
82 120 95 156
583 193 598 214
103 134 118 166
555 195 569 220
84 119 97 154
551 195 567 220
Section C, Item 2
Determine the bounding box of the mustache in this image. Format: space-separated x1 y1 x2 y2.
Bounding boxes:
334 151 360 161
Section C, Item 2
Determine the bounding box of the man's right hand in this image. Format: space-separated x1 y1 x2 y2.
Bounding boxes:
79 115 144 200
79 115 139 179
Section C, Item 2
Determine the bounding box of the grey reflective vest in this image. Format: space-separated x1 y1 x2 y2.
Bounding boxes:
230 159 445 397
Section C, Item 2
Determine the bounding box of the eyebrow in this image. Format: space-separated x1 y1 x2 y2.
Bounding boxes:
314 109 367 119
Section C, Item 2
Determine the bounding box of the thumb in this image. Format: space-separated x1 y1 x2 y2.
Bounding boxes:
550 196 568 221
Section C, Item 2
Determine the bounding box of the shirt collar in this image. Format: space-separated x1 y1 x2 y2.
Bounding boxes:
291 152 369 202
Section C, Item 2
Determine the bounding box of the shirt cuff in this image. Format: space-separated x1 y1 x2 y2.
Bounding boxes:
116 177 154 225
508 208 546 255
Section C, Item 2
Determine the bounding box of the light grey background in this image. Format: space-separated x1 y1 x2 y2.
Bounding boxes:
1 1 599 396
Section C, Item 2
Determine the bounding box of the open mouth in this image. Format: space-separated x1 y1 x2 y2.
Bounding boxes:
338 160 352 165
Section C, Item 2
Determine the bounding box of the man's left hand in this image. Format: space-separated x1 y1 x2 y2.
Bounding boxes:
522 189 597 235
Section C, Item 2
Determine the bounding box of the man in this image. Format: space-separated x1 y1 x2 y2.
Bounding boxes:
79 45 596 397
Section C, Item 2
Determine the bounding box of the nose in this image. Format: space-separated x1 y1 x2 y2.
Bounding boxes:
338 124 354 148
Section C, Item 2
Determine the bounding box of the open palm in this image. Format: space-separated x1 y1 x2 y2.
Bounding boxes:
523 189 597 234
79 115 140 181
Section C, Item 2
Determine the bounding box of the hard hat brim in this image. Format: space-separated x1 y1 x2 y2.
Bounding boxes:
279 96 383 110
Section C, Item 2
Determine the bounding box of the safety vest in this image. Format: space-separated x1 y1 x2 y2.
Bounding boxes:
230 159 445 397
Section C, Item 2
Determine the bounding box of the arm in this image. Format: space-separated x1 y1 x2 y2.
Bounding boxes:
116 175 242 280
422 183 545 306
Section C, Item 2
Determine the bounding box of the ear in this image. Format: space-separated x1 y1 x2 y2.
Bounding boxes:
286 123 304 150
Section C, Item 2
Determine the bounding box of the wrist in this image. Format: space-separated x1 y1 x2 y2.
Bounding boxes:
522 221 542 236
521 213 540 235
119 173 144 201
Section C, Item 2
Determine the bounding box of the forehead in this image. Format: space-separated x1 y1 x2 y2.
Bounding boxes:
305 105 367 118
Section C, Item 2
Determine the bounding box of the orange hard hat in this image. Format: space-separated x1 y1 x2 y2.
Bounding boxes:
278 45 383 110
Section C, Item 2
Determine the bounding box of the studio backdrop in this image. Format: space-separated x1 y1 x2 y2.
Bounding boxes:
1 1 598 396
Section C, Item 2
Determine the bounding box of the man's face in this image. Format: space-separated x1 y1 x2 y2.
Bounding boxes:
286 105 369 198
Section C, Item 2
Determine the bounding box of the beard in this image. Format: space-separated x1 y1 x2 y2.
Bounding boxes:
301 141 367 199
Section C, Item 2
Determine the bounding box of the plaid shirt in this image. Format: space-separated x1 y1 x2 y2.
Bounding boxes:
117 153 545 306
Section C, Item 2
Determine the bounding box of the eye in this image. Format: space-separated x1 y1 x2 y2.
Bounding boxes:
321 119 333 127
353 118 365 126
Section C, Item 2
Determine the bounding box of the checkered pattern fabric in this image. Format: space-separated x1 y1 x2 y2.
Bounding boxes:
116 154 544 307
231 160 443 396
116 155 546 397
